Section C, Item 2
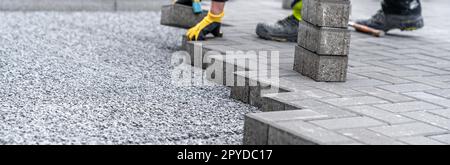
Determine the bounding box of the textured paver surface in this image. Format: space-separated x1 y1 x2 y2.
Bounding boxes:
0 12 259 144
183 0 450 145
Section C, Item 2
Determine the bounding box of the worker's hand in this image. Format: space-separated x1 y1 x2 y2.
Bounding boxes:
186 11 224 41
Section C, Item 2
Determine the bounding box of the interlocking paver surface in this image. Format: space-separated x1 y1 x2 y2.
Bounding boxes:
183 0 450 144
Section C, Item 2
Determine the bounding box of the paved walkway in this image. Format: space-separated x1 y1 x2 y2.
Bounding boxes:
183 0 450 145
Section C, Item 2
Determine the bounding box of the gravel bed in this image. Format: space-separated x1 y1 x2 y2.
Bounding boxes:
0 11 259 145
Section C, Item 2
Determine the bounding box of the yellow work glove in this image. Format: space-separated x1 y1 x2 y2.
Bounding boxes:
186 11 224 41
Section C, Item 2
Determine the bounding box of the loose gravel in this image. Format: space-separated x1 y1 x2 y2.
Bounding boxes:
0 12 259 145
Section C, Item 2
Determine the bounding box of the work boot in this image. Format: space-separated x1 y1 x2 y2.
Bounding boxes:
256 15 299 42
356 10 424 32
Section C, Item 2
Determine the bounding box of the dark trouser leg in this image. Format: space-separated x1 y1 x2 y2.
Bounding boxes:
382 0 422 15
176 0 226 5
176 0 193 6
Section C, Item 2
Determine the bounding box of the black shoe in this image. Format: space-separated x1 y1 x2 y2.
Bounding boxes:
256 15 299 42
356 10 424 32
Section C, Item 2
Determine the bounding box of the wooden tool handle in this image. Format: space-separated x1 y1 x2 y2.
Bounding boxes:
349 22 385 37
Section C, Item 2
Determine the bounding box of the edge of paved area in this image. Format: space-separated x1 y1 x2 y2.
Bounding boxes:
0 0 170 11
182 37 367 145
182 32 450 145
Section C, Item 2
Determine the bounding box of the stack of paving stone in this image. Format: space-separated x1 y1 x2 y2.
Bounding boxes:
160 3 207 29
293 0 351 82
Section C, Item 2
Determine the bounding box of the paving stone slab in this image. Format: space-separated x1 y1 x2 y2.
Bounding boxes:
263 96 359 119
243 114 270 145
301 0 351 28
182 35 205 68
345 105 414 124
356 72 412 84
183 36 235 69
309 105 357 118
336 78 389 88
338 129 404 145
402 111 450 130
377 83 437 93
160 4 207 29
323 96 389 107
231 71 286 108
384 70 436 77
429 109 450 119
260 91 342 112
294 46 348 82
404 92 450 108
231 84 250 103
313 84 364 96
269 120 354 145
204 54 227 85
404 76 450 89
261 95 289 112
369 122 447 138
263 89 339 101
427 89 450 99
374 101 443 113
298 21 351 55
405 65 450 75
310 116 385 130
399 136 445 145
230 72 251 103
253 110 329 122
268 126 318 145
205 54 252 86
249 82 265 107
430 134 450 144
353 87 415 103
244 110 328 145
348 66 391 74
288 99 331 109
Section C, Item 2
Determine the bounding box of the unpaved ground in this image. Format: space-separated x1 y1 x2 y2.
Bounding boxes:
0 12 259 144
